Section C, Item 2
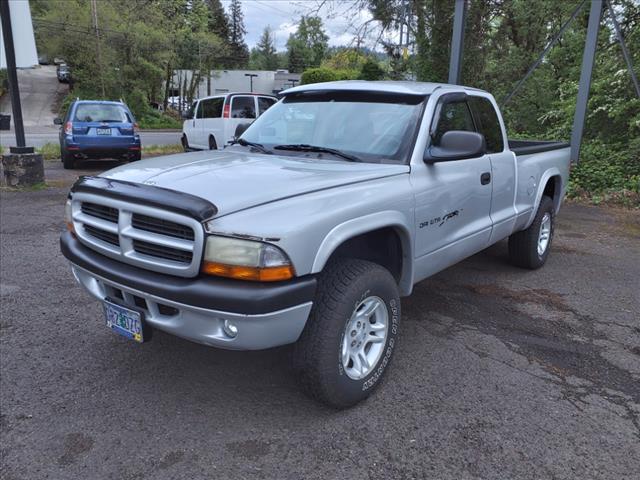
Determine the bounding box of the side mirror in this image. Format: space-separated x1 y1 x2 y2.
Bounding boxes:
424 131 486 164
53 117 63 125
234 122 252 140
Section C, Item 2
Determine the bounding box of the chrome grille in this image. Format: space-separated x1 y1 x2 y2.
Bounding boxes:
84 224 119 246
71 192 204 277
131 213 195 241
132 239 193 263
81 202 119 223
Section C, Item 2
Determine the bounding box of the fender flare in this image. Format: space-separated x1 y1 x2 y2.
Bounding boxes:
525 168 562 229
311 211 414 296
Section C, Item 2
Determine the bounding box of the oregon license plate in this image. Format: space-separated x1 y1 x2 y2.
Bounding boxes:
103 300 144 342
96 128 111 135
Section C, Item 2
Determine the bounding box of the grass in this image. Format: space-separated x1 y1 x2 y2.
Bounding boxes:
36 142 61 160
142 144 183 156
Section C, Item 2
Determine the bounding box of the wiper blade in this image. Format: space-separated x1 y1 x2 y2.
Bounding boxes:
273 144 360 162
236 138 272 154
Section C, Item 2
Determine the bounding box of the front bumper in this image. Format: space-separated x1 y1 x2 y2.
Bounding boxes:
61 232 316 350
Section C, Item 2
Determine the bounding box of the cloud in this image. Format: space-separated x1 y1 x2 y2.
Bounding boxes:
221 1 377 51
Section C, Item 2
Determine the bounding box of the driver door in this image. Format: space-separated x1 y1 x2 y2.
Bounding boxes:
412 93 493 280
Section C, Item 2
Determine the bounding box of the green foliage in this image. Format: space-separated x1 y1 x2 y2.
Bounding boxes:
250 27 279 71
227 0 249 67
36 143 61 160
359 60 385 80
287 16 329 73
366 0 640 205
301 68 338 85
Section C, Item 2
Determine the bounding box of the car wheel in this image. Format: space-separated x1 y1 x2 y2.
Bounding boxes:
62 150 76 169
181 135 190 152
130 151 142 161
508 195 555 269
208 136 217 150
292 258 401 409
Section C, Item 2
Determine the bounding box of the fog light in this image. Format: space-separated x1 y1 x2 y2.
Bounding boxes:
223 320 238 338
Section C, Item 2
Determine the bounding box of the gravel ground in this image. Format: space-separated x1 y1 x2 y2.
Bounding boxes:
1 161 639 480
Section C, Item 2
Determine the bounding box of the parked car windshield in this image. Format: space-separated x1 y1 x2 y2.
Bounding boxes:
74 104 129 123
240 91 427 163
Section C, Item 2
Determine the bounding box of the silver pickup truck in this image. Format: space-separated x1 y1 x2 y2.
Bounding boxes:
61 81 570 408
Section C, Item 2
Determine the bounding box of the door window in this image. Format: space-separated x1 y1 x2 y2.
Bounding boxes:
258 97 277 116
202 98 224 118
231 96 256 119
469 96 504 153
433 100 475 145
195 101 204 119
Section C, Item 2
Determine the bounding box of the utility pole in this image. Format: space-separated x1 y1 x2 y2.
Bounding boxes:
91 0 106 98
0 0 29 153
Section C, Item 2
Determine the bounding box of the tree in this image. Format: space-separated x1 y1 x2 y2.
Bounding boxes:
227 0 249 67
359 59 385 80
251 27 279 71
205 0 229 41
286 16 329 72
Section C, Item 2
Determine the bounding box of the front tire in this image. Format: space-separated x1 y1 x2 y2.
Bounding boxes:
508 195 555 269
181 135 190 152
292 259 401 409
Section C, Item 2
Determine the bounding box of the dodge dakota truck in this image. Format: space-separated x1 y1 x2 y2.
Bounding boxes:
61 81 571 408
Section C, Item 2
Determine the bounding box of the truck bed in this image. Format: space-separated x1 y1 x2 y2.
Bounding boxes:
509 139 570 156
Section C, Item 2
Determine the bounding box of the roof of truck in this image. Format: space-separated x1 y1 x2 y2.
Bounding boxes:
281 80 486 96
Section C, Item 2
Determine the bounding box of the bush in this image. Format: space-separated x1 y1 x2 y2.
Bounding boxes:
359 59 385 80
301 67 338 85
0 69 7 97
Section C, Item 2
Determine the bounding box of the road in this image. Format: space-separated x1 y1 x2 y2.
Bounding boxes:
0 65 66 128
1 162 639 479
1 129 181 148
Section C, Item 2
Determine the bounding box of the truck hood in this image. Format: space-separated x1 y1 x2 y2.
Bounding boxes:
101 148 409 217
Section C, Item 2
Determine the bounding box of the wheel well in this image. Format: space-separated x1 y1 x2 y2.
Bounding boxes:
543 175 561 210
209 135 217 149
325 227 403 284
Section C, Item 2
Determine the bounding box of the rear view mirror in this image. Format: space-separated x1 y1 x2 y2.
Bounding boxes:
53 117 63 125
424 131 486 163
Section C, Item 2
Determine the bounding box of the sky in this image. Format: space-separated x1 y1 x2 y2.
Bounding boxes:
220 0 379 51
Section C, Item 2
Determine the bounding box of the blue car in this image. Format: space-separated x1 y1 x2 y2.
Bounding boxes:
55 100 141 169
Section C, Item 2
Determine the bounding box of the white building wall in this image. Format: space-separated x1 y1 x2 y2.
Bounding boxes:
171 70 301 99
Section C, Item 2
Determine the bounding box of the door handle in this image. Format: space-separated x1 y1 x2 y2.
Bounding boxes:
480 172 491 185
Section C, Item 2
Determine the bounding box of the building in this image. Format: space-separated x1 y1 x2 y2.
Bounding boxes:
169 69 302 100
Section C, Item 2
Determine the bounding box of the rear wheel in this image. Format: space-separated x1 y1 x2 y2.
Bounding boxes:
181 135 190 152
292 259 401 409
508 195 555 269
208 136 217 150
62 150 75 169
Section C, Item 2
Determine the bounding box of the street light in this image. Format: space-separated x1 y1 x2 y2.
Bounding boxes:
244 73 258 92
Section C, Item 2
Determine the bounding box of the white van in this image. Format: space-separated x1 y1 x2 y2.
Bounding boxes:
181 93 278 150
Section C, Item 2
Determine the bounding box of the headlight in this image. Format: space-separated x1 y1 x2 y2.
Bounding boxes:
64 198 75 234
202 236 294 282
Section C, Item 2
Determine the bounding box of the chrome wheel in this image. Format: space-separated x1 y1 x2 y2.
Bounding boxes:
538 212 551 256
341 296 388 380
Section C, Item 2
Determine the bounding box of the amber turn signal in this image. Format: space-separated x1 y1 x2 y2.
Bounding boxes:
202 261 294 282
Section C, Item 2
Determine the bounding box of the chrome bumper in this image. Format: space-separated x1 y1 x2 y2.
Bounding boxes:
71 265 313 350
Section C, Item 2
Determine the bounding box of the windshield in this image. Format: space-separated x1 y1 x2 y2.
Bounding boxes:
74 104 129 123
240 91 427 163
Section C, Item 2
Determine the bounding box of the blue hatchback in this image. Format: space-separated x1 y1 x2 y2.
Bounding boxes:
55 100 141 169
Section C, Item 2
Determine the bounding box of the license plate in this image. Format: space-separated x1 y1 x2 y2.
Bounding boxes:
103 300 144 342
96 128 111 135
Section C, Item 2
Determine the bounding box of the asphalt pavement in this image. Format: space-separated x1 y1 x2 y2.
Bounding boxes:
1 161 639 479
